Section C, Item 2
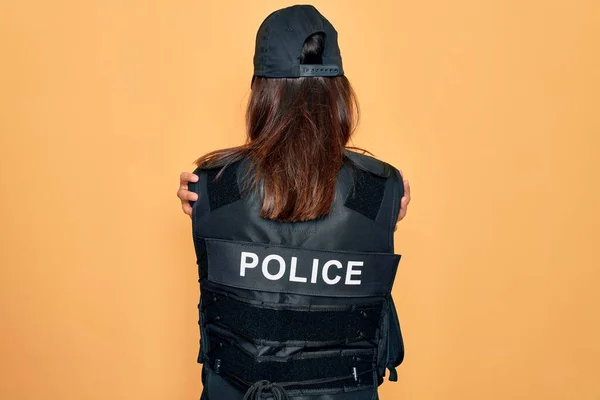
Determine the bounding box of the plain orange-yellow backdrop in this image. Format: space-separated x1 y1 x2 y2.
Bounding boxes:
1 0 599 399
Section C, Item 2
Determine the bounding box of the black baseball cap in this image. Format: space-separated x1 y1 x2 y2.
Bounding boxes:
253 5 344 78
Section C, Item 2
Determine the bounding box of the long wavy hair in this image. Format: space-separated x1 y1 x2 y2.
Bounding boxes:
195 32 361 222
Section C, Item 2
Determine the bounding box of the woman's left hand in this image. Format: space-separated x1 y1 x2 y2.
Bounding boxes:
177 172 199 217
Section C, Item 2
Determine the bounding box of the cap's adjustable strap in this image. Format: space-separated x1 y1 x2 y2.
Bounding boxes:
297 64 342 77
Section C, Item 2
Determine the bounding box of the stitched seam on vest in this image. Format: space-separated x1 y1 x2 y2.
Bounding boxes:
226 339 376 361
289 386 374 395
202 282 384 310
207 278 389 298
203 237 401 257
207 324 369 347
268 387 375 396
263 386 374 396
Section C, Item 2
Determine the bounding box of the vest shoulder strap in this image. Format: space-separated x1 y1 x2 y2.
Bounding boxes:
342 151 404 250
343 149 394 178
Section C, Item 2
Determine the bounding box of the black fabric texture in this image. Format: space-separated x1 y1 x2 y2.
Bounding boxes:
203 289 382 343
206 164 241 211
209 344 375 392
344 168 387 220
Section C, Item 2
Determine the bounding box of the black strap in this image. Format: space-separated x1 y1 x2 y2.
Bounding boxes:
209 343 376 393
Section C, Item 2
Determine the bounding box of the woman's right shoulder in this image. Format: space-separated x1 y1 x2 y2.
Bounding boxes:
193 153 250 176
343 149 401 181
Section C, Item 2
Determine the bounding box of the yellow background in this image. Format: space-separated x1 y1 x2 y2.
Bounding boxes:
1 0 599 399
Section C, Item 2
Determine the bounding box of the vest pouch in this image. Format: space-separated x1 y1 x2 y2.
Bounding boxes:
197 297 210 364
377 295 404 382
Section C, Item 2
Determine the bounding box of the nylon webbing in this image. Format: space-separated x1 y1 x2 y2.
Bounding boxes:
203 289 383 343
344 167 387 220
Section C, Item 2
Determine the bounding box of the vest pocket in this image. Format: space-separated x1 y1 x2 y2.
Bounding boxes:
376 295 404 381
198 297 210 364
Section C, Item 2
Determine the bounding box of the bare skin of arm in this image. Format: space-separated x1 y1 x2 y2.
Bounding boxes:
177 171 411 224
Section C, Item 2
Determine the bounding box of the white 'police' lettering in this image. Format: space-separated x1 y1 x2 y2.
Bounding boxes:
262 254 286 280
289 257 307 283
310 259 319 283
345 261 363 285
240 252 259 276
322 260 342 285
239 251 363 286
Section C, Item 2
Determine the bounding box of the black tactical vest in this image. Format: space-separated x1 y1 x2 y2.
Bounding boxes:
189 150 405 400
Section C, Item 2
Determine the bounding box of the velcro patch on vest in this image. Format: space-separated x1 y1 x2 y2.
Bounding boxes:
206 163 241 211
203 288 383 343
205 238 400 297
344 168 387 220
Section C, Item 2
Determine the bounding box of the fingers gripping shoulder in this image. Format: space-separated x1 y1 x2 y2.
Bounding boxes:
187 167 203 201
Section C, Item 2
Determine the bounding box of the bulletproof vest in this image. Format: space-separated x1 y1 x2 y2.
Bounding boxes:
189 150 405 400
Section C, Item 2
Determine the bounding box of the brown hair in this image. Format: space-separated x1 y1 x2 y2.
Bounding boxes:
195 33 360 222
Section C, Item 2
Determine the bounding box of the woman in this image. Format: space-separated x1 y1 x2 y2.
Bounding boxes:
177 5 411 400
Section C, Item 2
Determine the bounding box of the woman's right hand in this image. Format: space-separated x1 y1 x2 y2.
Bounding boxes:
177 172 199 217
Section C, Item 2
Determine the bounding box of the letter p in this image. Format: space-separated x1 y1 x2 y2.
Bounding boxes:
240 252 259 277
